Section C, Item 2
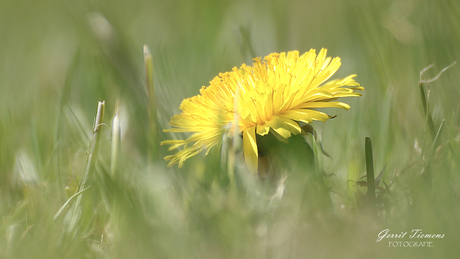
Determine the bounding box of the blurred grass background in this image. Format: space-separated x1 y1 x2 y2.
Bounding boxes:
1 0 460 258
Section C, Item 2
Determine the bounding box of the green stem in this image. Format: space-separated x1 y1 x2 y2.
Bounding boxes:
419 83 436 140
69 101 105 231
144 45 159 162
80 101 105 192
365 137 375 206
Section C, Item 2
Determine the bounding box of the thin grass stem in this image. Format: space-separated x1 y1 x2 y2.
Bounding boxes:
69 101 105 231
418 83 436 140
144 44 159 162
53 187 90 220
365 137 375 206
432 119 445 150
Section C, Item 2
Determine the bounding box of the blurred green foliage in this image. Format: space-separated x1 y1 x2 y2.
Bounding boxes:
1 0 460 258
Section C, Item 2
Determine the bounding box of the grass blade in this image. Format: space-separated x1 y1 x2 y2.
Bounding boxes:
144 44 159 162
69 101 105 231
432 119 445 150
418 83 436 140
53 187 90 220
365 137 375 206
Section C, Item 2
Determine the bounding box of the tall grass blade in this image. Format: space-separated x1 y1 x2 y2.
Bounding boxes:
432 119 445 150
144 44 159 162
419 62 456 140
69 101 105 231
53 187 90 220
365 137 375 206
418 83 436 140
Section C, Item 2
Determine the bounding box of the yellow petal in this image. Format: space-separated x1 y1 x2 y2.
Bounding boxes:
270 126 291 139
295 101 350 110
265 115 301 135
243 127 258 174
282 109 330 123
269 128 289 143
256 124 270 136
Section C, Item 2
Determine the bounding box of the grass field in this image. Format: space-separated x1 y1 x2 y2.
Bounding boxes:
1 0 460 258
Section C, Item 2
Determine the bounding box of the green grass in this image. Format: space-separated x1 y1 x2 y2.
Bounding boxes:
1 0 460 258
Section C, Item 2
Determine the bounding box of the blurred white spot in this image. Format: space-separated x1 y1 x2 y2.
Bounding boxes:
14 150 38 185
270 174 288 204
87 12 114 42
256 220 268 237
414 138 422 154
455 134 460 143
115 102 129 140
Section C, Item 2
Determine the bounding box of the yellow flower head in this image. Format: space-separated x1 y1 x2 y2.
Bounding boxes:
162 49 363 173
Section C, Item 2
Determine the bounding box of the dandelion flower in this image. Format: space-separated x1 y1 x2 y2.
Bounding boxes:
162 49 363 173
